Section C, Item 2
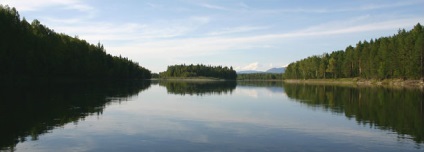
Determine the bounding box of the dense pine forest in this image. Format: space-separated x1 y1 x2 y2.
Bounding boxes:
159 64 237 80
284 23 424 80
0 5 151 81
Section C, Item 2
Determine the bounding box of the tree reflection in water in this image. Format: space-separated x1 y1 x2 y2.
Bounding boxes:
1 80 423 151
283 83 424 144
157 80 236 96
0 81 151 151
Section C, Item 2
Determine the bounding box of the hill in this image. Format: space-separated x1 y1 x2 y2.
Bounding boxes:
266 67 286 74
237 70 264 74
237 67 286 74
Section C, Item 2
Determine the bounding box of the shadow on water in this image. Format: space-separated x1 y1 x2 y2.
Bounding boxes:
282 83 424 144
154 80 236 96
0 80 151 151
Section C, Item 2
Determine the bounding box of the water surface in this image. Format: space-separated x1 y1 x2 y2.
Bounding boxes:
1 81 423 151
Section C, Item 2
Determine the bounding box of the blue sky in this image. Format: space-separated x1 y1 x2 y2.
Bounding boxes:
1 0 423 73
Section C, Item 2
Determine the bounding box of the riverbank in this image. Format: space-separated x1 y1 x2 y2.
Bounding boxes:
284 78 424 89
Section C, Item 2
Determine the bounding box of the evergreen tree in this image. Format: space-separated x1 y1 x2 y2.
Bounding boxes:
416 31 424 78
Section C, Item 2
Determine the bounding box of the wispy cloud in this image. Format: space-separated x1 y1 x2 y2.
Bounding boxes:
104 16 423 72
49 16 211 43
354 1 423 11
234 17 423 41
207 26 269 36
146 2 162 9
258 0 424 14
0 0 93 12
198 2 255 12
235 62 262 71
199 3 230 11
295 18 423 37
237 2 250 9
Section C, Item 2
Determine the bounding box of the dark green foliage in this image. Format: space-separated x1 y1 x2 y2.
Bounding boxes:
151 73 160 79
284 23 424 80
159 64 237 80
237 73 282 80
0 5 150 80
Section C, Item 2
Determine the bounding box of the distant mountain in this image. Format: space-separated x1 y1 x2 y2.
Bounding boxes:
237 67 285 74
266 67 286 74
237 70 264 74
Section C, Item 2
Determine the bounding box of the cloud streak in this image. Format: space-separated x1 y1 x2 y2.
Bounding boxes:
207 26 269 36
258 0 424 14
199 3 230 11
104 16 423 72
0 0 93 12
116 17 422 52
235 62 261 71
48 16 211 43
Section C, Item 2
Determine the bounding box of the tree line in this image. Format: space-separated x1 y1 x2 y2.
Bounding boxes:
284 23 424 80
159 64 237 80
0 5 151 81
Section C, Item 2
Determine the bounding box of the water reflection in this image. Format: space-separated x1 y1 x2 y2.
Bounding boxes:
237 81 286 95
283 83 424 144
0 81 151 151
1 80 423 151
156 80 236 96
237 81 284 88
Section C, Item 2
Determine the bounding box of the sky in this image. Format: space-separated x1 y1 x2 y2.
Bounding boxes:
1 0 423 73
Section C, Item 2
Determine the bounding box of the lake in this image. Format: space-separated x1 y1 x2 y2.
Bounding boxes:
1 80 423 152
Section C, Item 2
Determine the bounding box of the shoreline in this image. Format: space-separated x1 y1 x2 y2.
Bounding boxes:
283 78 424 90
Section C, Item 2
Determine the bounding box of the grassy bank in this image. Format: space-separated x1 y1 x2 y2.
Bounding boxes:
284 78 424 89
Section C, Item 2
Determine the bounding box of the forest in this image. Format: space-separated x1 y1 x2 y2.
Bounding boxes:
284 23 424 80
0 5 151 81
159 64 237 80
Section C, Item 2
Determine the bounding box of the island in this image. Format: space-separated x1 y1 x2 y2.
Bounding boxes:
158 64 237 80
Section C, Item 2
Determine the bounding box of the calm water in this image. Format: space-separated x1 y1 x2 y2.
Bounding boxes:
1 81 423 152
